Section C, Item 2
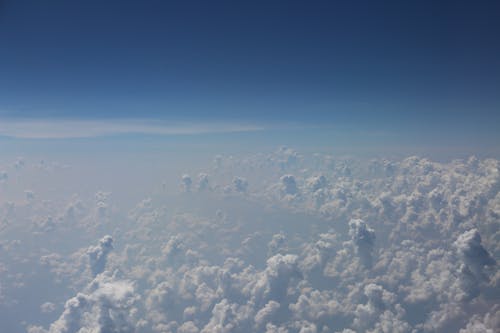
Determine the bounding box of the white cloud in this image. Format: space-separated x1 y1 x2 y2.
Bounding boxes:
2 150 500 333
232 177 248 193
255 300 280 328
348 219 376 267
47 274 137 333
40 302 56 314
0 118 265 139
87 235 114 277
182 174 193 192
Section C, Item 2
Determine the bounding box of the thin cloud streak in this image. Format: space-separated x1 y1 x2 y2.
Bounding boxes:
0 118 266 139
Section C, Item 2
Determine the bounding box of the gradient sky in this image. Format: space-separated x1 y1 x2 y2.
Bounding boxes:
0 0 499 151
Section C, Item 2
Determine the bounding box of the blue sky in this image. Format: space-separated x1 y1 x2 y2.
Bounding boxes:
0 0 499 152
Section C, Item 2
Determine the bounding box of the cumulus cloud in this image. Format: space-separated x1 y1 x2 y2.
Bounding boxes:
2 150 500 333
459 305 500 333
197 173 210 192
454 229 496 279
348 219 376 267
87 235 114 277
280 175 298 196
232 177 248 193
306 175 327 193
454 229 496 300
45 275 136 333
40 302 56 314
255 300 280 328
182 174 193 192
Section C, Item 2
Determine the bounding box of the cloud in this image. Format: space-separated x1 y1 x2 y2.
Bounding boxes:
454 229 496 299
459 305 500 333
46 275 137 333
454 229 496 277
178 321 200 333
254 300 280 328
348 219 376 267
3 149 500 333
40 302 56 314
0 118 265 139
87 235 114 277
305 175 327 193
280 175 299 196
181 174 193 192
232 177 248 193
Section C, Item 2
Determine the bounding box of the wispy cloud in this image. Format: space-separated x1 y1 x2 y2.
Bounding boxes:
0 118 266 139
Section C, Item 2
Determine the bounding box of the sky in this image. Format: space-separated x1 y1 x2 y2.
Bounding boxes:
0 0 499 153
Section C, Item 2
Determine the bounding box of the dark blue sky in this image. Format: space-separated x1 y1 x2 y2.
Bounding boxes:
0 0 499 138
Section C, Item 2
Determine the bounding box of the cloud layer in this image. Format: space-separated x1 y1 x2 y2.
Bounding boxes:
0 148 498 332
